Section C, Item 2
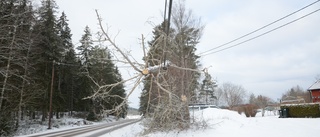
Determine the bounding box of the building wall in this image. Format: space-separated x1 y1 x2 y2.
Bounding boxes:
311 90 320 103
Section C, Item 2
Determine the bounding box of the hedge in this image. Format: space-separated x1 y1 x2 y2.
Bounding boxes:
280 103 320 118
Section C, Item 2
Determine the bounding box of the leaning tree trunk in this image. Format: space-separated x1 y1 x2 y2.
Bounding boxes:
17 35 33 128
0 25 17 111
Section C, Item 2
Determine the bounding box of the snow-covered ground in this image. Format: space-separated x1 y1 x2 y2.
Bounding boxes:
107 108 320 137
17 115 127 136
18 109 320 137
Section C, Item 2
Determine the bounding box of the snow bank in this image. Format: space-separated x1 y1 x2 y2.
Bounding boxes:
126 115 142 119
140 108 320 137
193 108 246 122
16 117 87 136
17 115 121 136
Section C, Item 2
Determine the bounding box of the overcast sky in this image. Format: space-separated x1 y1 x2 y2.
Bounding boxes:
52 0 320 108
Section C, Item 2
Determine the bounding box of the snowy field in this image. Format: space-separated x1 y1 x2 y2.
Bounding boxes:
107 108 320 137
19 108 320 137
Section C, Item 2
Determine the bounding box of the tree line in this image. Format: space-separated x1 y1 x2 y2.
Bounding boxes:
214 82 312 117
0 0 126 136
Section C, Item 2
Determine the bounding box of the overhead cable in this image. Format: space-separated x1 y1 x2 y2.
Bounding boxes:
198 0 320 56
201 8 320 56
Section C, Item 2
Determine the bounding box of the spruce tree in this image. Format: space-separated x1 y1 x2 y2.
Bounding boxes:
139 21 168 115
32 0 62 121
75 26 93 112
76 26 127 119
55 11 78 117
140 1 203 130
86 45 127 119
77 26 92 67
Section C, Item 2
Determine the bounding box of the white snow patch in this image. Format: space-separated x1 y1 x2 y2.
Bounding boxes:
126 115 142 119
106 108 320 137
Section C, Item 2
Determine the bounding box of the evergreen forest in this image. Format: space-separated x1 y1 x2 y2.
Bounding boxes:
0 0 127 135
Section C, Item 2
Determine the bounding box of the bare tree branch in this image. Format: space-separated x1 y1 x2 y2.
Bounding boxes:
95 10 142 74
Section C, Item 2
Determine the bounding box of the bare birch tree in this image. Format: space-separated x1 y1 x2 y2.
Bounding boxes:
220 82 247 109
255 95 270 117
0 1 38 135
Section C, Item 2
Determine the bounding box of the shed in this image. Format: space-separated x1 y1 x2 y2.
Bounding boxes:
308 80 320 103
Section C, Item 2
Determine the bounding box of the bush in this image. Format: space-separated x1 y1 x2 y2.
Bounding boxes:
0 112 16 136
280 103 320 118
73 112 88 119
86 111 98 121
235 104 258 117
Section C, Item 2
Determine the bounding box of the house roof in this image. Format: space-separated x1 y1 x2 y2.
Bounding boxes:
308 80 320 90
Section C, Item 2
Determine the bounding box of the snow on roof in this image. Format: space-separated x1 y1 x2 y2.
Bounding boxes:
280 103 319 107
308 80 320 90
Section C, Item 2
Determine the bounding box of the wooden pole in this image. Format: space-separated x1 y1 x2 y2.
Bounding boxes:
48 60 55 129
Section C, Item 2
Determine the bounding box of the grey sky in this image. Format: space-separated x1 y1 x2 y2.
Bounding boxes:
53 0 320 108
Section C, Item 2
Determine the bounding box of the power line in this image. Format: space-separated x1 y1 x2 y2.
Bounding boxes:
50 61 132 68
198 0 320 56
201 8 320 56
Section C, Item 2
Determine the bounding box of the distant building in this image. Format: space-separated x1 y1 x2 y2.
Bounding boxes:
280 95 305 104
308 80 320 103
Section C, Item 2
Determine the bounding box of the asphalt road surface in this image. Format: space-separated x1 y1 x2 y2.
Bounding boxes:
25 119 141 137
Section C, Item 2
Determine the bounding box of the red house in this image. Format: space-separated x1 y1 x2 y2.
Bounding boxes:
308 80 320 103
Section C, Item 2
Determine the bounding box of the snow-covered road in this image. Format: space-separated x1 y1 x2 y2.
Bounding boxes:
23 119 140 137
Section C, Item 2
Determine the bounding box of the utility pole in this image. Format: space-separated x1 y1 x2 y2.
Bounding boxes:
162 0 173 69
48 60 55 129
